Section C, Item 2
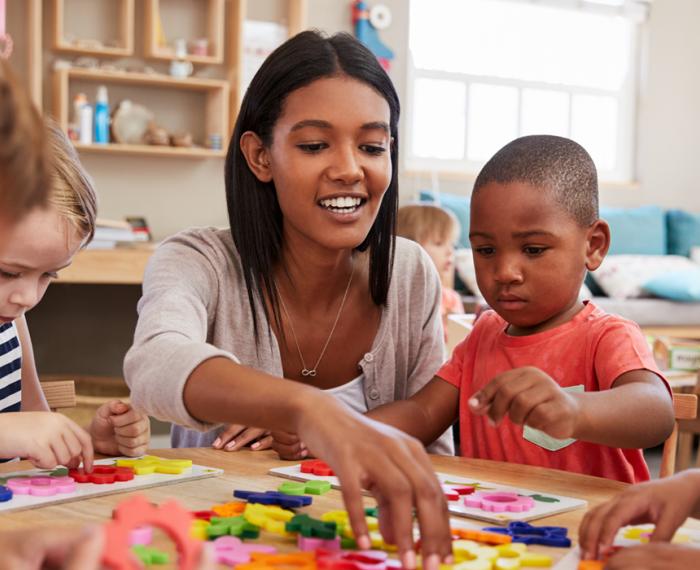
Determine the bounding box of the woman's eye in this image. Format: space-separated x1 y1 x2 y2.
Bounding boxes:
361 144 387 155
524 246 547 255
43 272 59 279
297 143 327 153
0 270 19 279
475 247 495 256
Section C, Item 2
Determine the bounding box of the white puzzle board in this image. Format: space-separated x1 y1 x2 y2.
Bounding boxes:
269 463 587 524
554 525 700 569
0 457 223 513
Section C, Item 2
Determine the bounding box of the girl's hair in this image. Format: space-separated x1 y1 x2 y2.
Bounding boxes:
225 30 400 338
0 60 50 216
397 204 460 245
45 120 97 244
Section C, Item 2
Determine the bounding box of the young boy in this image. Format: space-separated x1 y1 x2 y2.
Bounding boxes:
369 135 674 483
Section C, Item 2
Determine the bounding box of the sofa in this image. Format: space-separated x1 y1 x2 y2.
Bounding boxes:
419 191 700 328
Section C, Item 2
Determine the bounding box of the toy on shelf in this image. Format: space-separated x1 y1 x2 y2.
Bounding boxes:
352 1 394 71
0 0 13 59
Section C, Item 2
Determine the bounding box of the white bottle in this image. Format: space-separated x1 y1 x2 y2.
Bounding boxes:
79 103 94 145
69 93 87 141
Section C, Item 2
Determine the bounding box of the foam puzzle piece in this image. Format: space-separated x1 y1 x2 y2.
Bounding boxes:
244 504 294 535
191 519 210 541
132 545 169 565
286 514 338 539
452 528 512 545
236 551 316 570
622 525 690 544
212 536 277 566
207 515 260 540
278 480 332 496
368 531 397 552
578 562 604 570
453 540 552 569
7 476 76 496
69 466 134 484
115 455 193 475
0 485 12 502
321 510 379 539
129 526 153 546
465 492 536 513
101 494 202 570
234 489 312 508
482 522 571 548
297 535 341 552
212 501 246 517
317 549 388 570
300 459 334 476
191 509 217 521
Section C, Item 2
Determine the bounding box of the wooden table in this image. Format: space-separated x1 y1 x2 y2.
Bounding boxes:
0 449 633 567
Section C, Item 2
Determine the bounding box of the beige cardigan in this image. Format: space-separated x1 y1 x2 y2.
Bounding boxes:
124 229 454 455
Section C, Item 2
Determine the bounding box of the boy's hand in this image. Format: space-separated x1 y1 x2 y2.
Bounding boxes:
579 471 700 560
468 366 581 439
297 395 453 570
212 425 273 452
271 430 308 460
0 411 94 470
90 400 150 457
602 543 700 569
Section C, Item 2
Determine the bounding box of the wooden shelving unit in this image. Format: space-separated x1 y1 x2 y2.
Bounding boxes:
53 67 229 159
144 0 225 65
57 246 154 285
52 0 135 57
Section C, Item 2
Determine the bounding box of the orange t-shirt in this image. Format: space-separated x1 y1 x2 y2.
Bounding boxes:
437 302 670 483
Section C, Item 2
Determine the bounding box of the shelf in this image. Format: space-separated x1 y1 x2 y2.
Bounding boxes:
56 67 229 91
74 143 226 159
144 0 224 65
57 246 154 285
52 0 134 57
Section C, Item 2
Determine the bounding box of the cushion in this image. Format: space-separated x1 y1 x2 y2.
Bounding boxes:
667 209 700 257
419 190 470 249
593 254 699 300
644 269 700 302
600 206 666 255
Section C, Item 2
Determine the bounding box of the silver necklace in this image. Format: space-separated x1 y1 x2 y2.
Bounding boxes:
277 263 355 377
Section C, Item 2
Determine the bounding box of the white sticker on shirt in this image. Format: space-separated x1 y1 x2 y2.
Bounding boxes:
522 384 584 452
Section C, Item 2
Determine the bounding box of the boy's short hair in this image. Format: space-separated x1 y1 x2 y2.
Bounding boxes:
473 135 599 227
45 120 97 244
0 60 50 216
397 203 460 244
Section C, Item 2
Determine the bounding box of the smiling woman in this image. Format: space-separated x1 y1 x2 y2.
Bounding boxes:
124 30 454 569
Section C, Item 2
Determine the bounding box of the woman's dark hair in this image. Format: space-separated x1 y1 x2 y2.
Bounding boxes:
225 30 400 339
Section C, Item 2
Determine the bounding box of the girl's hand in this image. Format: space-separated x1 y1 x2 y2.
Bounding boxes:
212 424 272 451
271 431 308 460
0 411 94 470
579 471 700 560
604 543 700 569
90 400 150 457
296 394 452 570
469 366 581 439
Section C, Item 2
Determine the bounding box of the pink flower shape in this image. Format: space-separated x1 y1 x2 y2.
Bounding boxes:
6 476 76 496
212 536 277 566
464 491 535 513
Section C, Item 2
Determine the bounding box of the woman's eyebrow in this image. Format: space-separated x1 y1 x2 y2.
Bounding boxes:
291 119 332 131
361 121 389 133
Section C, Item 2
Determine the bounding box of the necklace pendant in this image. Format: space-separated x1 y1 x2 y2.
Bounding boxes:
301 369 316 377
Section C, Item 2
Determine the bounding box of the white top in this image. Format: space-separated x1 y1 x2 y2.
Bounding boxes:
325 374 368 415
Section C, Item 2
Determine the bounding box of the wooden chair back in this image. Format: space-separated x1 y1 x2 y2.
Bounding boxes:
40 380 76 412
660 392 698 478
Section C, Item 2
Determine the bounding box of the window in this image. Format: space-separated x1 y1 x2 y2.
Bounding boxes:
406 0 647 182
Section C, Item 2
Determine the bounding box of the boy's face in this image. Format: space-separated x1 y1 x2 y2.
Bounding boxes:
0 206 83 323
469 181 608 336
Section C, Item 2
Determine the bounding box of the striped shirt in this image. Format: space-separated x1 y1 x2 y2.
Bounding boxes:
0 322 22 412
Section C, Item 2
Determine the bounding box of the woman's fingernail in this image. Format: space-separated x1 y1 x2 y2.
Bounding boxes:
225 441 236 450
424 553 440 570
252 442 260 449
357 535 370 550
213 438 221 448
301 449 309 458
402 550 417 569
444 554 454 565
468 397 480 408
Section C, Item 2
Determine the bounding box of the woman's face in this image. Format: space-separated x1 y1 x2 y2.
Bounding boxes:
264 75 393 253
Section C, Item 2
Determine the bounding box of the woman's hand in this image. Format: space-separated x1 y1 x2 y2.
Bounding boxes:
0 411 93 470
296 393 452 570
271 431 308 460
579 470 700 560
90 401 151 457
212 425 273 451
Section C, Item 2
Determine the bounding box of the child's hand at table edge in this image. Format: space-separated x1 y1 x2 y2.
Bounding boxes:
90 400 150 457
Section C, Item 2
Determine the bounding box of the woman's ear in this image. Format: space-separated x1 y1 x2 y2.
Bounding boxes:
239 131 273 183
585 219 611 271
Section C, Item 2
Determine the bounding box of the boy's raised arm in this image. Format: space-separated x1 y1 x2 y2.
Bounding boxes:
367 376 460 446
